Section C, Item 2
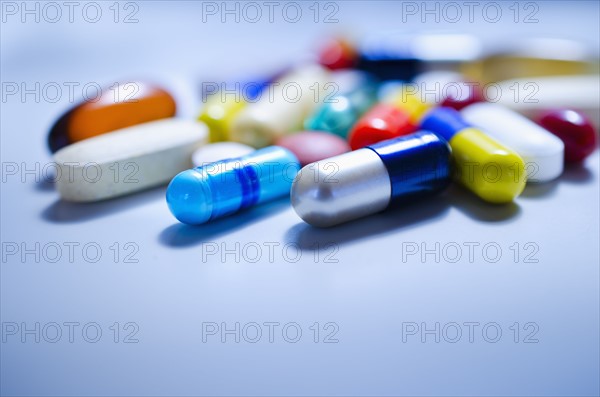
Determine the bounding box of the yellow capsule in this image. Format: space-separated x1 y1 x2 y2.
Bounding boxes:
449 128 526 203
198 94 246 143
460 38 599 84
421 107 527 203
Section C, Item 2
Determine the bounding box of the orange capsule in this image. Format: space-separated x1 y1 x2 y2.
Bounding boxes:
48 82 176 152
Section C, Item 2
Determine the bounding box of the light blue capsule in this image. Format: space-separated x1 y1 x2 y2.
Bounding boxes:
167 146 300 225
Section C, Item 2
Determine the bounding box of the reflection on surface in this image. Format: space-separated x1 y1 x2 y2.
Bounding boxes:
285 194 451 250
447 184 522 222
41 185 166 223
159 198 289 248
561 162 594 184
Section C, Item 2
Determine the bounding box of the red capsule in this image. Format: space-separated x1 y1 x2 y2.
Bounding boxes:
348 103 416 150
441 83 485 111
318 37 357 70
537 109 597 163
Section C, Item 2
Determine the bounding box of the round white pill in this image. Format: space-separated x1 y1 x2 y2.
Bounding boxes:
192 142 255 167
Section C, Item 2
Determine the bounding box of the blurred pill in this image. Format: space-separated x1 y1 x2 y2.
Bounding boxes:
410 71 486 110
377 80 405 103
275 131 351 166
192 142 255 167
198 92 246 142
494 75 600 129
230 64 329 148
305 70 378 137
462 103 564 182
390 88 431 124
318 37 357 70
348 103 416 150
357 32 482 81
53 119 207 202
440 84 485 110
537 109 597 163
462 38 599 84
48 82 176 153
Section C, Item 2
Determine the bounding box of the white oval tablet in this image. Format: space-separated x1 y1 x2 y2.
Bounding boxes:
192 142 254 167
461 103 564 183
53 119 208 202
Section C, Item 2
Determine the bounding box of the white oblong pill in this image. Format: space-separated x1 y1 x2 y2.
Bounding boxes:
495 75 600 129
230 64 329 148
53 119 208 202
461 103 564 183
192 142 254 167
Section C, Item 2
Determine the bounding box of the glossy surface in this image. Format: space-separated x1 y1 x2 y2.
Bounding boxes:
192 142 255 167
450 129 527 204
391 88 432 124
53 119 207 202
421 107 526 203
304 71 378 137
230 65 329 148
167 146 300 225
537 109 598 163
48 82 176 152
198 93 246 142
318 37 357 70
348 103 416 150
275 131 350 166
440 83 485 110
462 103 565 182
291 131 451 227
368 131 451 201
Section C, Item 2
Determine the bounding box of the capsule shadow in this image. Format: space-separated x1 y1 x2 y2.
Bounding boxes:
41 185 166 223
519 162 594 198
159 198 290 248
285 195 451 250
33 172 56 192
520 179 559 199
561 162 594 184
447 184 521 223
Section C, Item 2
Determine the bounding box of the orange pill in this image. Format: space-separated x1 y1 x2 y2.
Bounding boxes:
48 82 176 152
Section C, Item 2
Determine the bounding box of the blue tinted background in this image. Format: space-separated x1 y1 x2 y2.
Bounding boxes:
1 1 599 396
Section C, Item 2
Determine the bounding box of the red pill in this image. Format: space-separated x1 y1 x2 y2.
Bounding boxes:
275 131 351 166
318 37 357 70
348 103 416 150
537 109 597 163
441 83 485 111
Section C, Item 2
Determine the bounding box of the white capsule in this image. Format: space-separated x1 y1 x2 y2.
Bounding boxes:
53 119 207 202
192 142 254 167
230 64 329 148
291 148 391 227
495 75 600 129
461 103 564 182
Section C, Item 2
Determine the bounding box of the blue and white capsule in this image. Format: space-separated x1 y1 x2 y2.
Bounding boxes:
291 131 451 227
167 146 300 225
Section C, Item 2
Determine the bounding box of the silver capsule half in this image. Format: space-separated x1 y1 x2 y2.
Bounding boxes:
291 131 452 227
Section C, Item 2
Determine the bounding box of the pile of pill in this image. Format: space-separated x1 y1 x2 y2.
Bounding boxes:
48 32 599 227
